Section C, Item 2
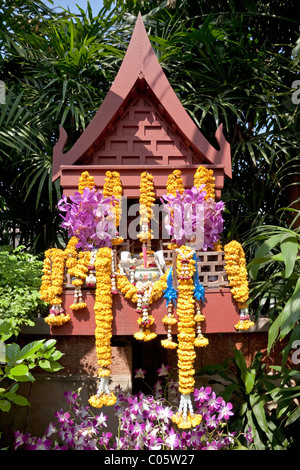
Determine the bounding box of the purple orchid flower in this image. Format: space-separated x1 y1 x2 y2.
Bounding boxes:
58 187 118 250
161 186 225 250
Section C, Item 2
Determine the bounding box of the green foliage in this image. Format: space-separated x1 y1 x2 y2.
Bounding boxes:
0 319 63 413
0 246 47 334
197 348 299 450
245 213 300 360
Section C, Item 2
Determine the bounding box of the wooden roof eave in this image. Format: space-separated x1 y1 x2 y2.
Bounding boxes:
52 13 231 182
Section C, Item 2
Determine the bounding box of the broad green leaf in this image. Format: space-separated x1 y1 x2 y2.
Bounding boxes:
280 277 300 339
38 359 51 370
285 405 300 426
280 235 299 277
245 369 256 394
268 314 282 354
281 323 300 366
0 399 11 412
5 343 20 364
43 339 57 349
5 392 29 407
234 348 247 380
18 340 44 362
249 234 283 280
249 394 270 434
9 364 28 377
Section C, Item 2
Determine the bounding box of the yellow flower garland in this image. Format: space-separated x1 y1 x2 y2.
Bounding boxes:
213 240 223 251
194 166 215 200
103 170 123 228
40 247 70 326
171 246 202 429
117 271 168 342
137 171 156 243
78 171 95 193
166 169 184 196
88 247 117 408
134 281 157 341
165 170 185 250
224 240 254 331
68 250 91 310
194 300 209 347
161 301 178 350
116 271 168 306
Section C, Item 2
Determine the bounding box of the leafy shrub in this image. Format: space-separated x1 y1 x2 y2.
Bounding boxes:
0 246 47 333
0 319 63 414
197 348 299 450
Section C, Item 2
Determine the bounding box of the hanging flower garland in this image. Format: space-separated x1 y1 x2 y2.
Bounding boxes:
116 271 168 306
103 171 122 228
103 171 123 297
64 173 96 309
40 248 70 326
193 166 225 251
194 166 215 200
85 249 97 288
134 281 157 342
171 246 202 429
224 240 254 331
166 169 184 196
103 170 124 246
88 247 117 408
137 172 156 257
213 240 223 251
165 170 184 249
68 250 91 310
193 253 209 347
117 270 169 343
161 268 178 350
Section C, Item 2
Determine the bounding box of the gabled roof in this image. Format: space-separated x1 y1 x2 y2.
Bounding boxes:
52 13 231 182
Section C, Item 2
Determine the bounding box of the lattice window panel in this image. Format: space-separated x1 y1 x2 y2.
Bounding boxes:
195 251 228 288
162 249 228 289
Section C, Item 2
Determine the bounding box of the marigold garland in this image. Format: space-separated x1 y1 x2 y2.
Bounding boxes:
78 171 95 193
116 271 168 306
194 300 209 347
88 247 117 408
165 170 184 250
134 281 157 342
194 166 215 200
44 313 71 326
224 240 254 331
103 170 123 236
161 302 178 350
40 247 70 325
137 171 156 243
166 169 184 196
171 245 202 429
117 271 168 342
213 240 223 252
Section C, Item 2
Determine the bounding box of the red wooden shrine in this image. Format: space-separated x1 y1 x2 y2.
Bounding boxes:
51 13 238 336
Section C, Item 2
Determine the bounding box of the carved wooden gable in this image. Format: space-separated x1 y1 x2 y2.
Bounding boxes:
85 90 205 168
52 14 231 199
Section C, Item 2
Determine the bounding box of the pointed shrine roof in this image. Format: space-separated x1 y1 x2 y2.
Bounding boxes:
52 13 231 182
